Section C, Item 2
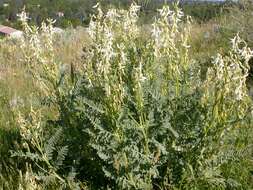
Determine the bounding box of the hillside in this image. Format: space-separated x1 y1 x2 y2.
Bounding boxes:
0 0 235 28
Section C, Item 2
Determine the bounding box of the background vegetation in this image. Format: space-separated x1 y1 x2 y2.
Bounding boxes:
0 0 253 189
0 0 237 28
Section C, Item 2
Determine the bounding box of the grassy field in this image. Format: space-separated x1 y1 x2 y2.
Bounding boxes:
0 1 253 189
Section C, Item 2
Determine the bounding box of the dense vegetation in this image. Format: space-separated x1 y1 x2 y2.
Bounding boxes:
0 0 235 28
0 0 253 189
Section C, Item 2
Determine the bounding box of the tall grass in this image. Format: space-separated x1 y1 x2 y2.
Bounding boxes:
0 3 253 190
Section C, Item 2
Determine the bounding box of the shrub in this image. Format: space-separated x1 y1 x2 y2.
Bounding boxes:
7 3 253 189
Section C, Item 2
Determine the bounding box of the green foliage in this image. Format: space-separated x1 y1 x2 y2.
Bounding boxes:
1 2 253 190
0 0 236 28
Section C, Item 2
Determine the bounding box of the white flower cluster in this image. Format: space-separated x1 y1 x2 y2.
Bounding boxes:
87 3 141 102
204 35 252 108
18 107 43 148
152 5 186 59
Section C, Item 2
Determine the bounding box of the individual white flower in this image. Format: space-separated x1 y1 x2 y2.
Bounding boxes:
213 54 225 80
204 32 210 40
17 10 30 23
106 9 119 20
235 79 244 101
